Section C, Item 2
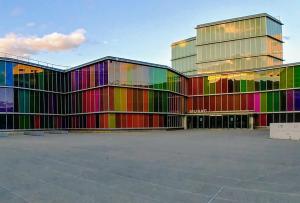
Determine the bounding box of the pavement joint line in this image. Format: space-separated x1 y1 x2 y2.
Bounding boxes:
0 183 31 203
9 151 214 200
207 186 224 203
222 184 300 197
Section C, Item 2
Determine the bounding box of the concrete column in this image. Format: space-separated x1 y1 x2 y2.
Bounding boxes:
249 115 254 130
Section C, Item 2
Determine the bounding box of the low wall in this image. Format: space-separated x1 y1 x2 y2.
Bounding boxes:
270 123 300 141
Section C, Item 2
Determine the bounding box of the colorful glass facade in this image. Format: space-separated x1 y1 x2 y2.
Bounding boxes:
0 57 186 130
187 64 300 128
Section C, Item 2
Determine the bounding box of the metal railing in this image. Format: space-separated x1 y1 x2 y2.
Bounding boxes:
0 51 71 70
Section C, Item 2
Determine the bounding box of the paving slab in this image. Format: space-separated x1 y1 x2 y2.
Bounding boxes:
0 129 299 202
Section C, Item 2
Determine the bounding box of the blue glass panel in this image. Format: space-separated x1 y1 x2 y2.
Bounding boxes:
0 88 5 112
5 62 13 86
6 88 14 112
295 90 300 111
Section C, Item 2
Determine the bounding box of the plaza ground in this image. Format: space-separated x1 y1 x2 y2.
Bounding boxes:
0 129 300 203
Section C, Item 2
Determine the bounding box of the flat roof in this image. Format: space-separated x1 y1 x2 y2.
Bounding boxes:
171 37 196 46
196 13 283 29
188 61 300 78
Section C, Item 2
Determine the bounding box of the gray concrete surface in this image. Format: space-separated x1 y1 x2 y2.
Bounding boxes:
0 129 300 203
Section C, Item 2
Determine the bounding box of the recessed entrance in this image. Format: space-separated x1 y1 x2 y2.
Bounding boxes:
188 115 249 129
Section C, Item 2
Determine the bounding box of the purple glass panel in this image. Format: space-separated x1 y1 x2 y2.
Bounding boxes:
95 63 99 86
254 93 260 112
0 88 6 112
6 88 14 112
287 90 294 111
71 71 76 91
295 90 300 111
53 94 57 114
100 62 104 85
75 70 79 90
78 69 82 89
104 61 108 85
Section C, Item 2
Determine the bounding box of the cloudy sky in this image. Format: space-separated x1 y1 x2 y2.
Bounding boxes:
0 0 300 68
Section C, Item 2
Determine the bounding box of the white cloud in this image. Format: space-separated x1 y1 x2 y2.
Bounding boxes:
0 29 86 56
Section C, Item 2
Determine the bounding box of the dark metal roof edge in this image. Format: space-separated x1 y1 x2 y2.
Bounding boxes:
0 57 66 72
69 56 187 77
0 56 187 77
195 13 283 29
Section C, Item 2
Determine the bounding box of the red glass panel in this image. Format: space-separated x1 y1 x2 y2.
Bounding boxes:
260 114 267 126
204 96 209 111
198 77 203 95
221 95 227 111
143 90 148 112
109 87 114 111
221 78 228 93
193 97 198 111
192 78 198 95
34 116 40 129
241 94 247 110
116 114 121 128
234 94 240 111
210 96 216 111
127 114 133 128
188 78 192 95
228 95 234 111
144 115 149 128
127 89 133 111
216 78 221 93
216 95 221 111
153 114 159 127
187 97 193 112
247 93 254 111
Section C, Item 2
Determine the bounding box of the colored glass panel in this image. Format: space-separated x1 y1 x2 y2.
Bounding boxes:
267 92 273 112
254 93 260 112
0 61 5 85
295 90 300 111
287 90 294 111
280 68 286 89
260 92 267 112
287 67 294 88
274 91 280 112
294 66 300 88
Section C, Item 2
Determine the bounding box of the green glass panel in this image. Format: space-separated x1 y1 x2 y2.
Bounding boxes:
24 115 29 129
247 77 254 92
148 90 153 112
260 72 267 91
162 92 168 112
38 71 44 90
20 115 25 129
260 92 267 112
274 91 279 112
30 91 35 113
241 80 247 92
204 77 209 95
294 66 300 87
108 114 116 128
280 68 286 89
114 88 121 111
209 82 215 94
287 67 294 88
267 92 273 112
0 61 5 85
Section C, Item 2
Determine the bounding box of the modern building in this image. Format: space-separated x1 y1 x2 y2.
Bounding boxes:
173 13 300 129
172 13 283 75
0 56 187 130
0 13 299 131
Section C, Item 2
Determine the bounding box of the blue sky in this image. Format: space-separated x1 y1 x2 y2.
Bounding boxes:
0 0 300 68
